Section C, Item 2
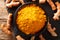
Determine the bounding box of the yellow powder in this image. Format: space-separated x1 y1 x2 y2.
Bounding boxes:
16 4 47 35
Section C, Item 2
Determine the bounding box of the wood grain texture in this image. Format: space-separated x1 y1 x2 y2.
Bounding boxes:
0 0 14 40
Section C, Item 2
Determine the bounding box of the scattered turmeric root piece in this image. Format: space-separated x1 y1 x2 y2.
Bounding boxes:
6 0 20 8
12 0 19 2
30 36 35 40
6 0 25 8
6 1 20 8
32 0 36 2
53 2 60 20
1 24 12 35
19 0 25 4
16 35 25 40
1 24 11 35
47 21 58 37
47 0 56 10
6 0 11 3
39 34 45 40
39 0 46 4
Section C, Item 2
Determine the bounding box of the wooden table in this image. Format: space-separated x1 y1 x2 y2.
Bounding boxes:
0 0 60 40
0 0 14 40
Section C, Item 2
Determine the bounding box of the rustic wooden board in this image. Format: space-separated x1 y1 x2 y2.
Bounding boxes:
0 0 14 40
0 0 60 40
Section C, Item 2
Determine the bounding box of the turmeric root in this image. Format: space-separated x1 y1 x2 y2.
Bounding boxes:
16 35 25 40
53 2 60 20
39 34 45 40
47 21 58 37
6 0 25 8
6 0 11 3
30 36 35 40
19 0 25 4
12 0 19 2
6 0 20 8
47 0 56 10
32 0 36 1
39 0 46 4
1 24 12 35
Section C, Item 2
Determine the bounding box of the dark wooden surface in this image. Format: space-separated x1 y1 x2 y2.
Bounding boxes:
0 0 60 40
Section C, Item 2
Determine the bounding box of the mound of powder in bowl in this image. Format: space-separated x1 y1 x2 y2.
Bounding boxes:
16 4 47 35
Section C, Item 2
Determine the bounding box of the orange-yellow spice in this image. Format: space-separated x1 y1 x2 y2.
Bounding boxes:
16 4 47 35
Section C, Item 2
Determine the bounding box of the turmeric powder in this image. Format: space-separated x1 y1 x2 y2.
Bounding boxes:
16 4 47 35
